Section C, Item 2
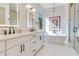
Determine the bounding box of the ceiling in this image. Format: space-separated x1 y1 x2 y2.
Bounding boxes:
40 3 67 9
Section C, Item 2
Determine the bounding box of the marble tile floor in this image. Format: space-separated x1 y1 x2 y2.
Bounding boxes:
36 43 78 56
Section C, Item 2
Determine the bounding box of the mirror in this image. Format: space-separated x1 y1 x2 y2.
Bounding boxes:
0 3 9 25
27 9 36 29
29 11 34 28
9 3 17 26
0 6 5 25
0 3 18 26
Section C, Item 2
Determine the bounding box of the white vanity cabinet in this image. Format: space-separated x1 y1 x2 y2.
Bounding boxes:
6 41 30 56
21 41 31 56
30 32 43 55
6 35 31 56
30 36 38 55
0 41 5 56
6 43 22 56
6 35 29 49
0 32 44 56
37 36 43 49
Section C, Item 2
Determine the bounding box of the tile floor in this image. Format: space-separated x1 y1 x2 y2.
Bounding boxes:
36 43 78 56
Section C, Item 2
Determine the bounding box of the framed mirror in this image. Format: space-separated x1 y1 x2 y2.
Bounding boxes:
9 3 18 26
0 3 18 26
0 3 9 26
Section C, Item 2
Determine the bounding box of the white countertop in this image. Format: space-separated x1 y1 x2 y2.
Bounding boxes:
0 31 41 41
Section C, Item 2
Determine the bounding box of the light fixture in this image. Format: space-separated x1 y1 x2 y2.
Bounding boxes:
32 8 36 12
52 3 55 16
52 3 56 33
25 4 36 12
25 4 32 9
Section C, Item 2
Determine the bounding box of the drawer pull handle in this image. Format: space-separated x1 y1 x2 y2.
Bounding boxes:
23 44 25 51
40 36 41 40
20 45 22 53
33 41 36 44
33 49 36 52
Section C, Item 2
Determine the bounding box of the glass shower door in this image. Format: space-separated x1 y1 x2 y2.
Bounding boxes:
70 3 79 53
74 3 79 53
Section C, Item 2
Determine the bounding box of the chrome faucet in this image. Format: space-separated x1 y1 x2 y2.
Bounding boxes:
8 26 15 34
1 30 7 35
8 26 11 34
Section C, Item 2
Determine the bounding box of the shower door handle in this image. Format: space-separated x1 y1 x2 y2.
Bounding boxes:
73 27 77 33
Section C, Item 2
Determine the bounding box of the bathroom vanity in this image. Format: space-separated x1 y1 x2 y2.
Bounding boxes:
0 3 44 56
0 31 44 56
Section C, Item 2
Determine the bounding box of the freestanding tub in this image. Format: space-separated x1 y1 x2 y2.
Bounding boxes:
44 35 66 44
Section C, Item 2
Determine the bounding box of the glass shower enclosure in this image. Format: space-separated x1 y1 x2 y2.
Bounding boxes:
69 3 79 54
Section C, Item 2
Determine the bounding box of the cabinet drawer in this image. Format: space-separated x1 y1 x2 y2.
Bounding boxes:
37 37 43 44
0 41 5 52
36 33 41 37
31 46 37 55
31 38 37 45
38 41 43 48
31 34 37 39
31 33 41 39
6 35 29 49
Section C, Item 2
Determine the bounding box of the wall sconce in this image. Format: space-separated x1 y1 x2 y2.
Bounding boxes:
31 8 36 12
25 4 36 12
25 4 32 9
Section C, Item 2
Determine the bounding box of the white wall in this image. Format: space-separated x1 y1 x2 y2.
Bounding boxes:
19 3 45 30
30 3 45 31
18 3 27 27
44 4 68 36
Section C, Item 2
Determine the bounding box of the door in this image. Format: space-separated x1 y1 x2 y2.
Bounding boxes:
74 4 79 53
7 44 22 56
21 41 31 56
7 41 31 56
0 51 5 56
70 3 79 53
69 3 75 47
